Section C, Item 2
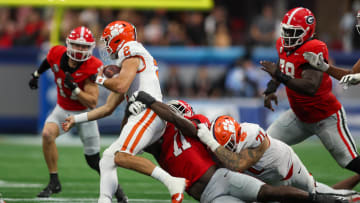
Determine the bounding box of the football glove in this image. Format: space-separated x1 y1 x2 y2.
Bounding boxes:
64 72 78 90
197 124 220 152
29 71 39 89
303 52 329 72
339 73 360 89
127 101 147 116
130 91 156 107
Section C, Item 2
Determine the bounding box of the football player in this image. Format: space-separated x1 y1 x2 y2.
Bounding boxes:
127 91 352 203
28 26 127 202
260 7 360 177
303 10 360 88
62 21 186 203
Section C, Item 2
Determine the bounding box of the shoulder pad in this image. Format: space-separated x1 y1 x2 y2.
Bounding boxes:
117 41 147 62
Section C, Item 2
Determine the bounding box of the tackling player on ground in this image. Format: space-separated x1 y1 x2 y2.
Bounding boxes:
62 21 187 203
127 91 353 203
28 26 127 202
260 7 360 177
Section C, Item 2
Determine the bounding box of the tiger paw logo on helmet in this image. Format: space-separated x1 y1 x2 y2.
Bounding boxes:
109 24 125 37
221 119 236 134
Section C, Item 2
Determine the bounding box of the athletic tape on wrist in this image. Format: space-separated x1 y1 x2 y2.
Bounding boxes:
74 113 88 123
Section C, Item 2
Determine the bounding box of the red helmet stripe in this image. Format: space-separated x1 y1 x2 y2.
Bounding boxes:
286 7 303 25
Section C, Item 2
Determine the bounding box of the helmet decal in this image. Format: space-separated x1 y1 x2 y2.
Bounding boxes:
305 16 315 25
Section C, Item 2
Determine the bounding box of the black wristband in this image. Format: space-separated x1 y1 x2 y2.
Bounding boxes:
136 91 156 107
263 80 278 95
274 69 292 84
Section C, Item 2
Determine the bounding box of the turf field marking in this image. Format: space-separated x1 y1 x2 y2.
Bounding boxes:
0 180 42 188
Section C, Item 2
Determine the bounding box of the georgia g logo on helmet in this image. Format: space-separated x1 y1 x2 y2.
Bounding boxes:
305 16 314 25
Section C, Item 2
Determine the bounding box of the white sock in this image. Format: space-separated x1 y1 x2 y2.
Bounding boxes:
98 154 118 203
151 166 186 195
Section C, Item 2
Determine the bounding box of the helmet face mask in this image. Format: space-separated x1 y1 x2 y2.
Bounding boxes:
66 26 95 62
167 100 194 117
281 24 305 47
280 7 316 48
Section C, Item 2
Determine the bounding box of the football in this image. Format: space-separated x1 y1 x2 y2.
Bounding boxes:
103 64 121 78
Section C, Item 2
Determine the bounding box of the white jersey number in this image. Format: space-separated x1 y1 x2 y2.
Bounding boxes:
173 130 191 157
56 78 77 100
279 59 295 78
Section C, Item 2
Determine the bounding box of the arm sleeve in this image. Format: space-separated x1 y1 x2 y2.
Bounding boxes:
37 59 51 74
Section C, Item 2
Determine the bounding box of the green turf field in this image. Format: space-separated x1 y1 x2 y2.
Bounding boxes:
0 135 359 203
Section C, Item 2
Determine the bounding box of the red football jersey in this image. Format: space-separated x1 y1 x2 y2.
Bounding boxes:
158 114 216 190
276 38 341 123
46 45 102 111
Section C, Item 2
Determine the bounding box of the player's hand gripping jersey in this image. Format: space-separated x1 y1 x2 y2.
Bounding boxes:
47 45 102 111
276 38 341 122
116 41 162 102
158 114 216 190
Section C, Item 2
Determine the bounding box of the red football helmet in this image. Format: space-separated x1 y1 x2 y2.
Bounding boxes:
66 26 95 62
101 20 137 59
356 10 360 35
167 100 194 117
211 115 241 152
280 7 316 48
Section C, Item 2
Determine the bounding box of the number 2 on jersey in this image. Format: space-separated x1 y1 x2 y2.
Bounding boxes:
123 46 131 56
173 131 191 157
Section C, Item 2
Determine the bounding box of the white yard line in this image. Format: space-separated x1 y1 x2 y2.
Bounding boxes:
0 180 42 188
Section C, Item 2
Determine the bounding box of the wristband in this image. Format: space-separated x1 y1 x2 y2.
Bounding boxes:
263 80 278 95
95 75 107 86
33 70 39 78
274 69 292 84
73 87 81 95
74 113 88 123
137 91 156 107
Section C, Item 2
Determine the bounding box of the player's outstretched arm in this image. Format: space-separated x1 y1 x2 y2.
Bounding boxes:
62 92 124 131
260 60 323 96
303 52 357 80
29 59 51 90
197 124 268 172
130 91 198 138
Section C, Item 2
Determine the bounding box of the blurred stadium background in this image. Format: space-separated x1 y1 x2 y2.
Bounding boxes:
1 0 360 202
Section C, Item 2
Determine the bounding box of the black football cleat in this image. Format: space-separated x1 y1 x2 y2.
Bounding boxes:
37 182 62 197
114 184 128 203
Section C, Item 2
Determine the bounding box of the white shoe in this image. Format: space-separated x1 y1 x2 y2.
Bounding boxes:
168 177 189 203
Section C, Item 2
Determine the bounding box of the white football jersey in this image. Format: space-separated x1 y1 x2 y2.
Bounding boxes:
236 123 293 184
116 41 162 101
